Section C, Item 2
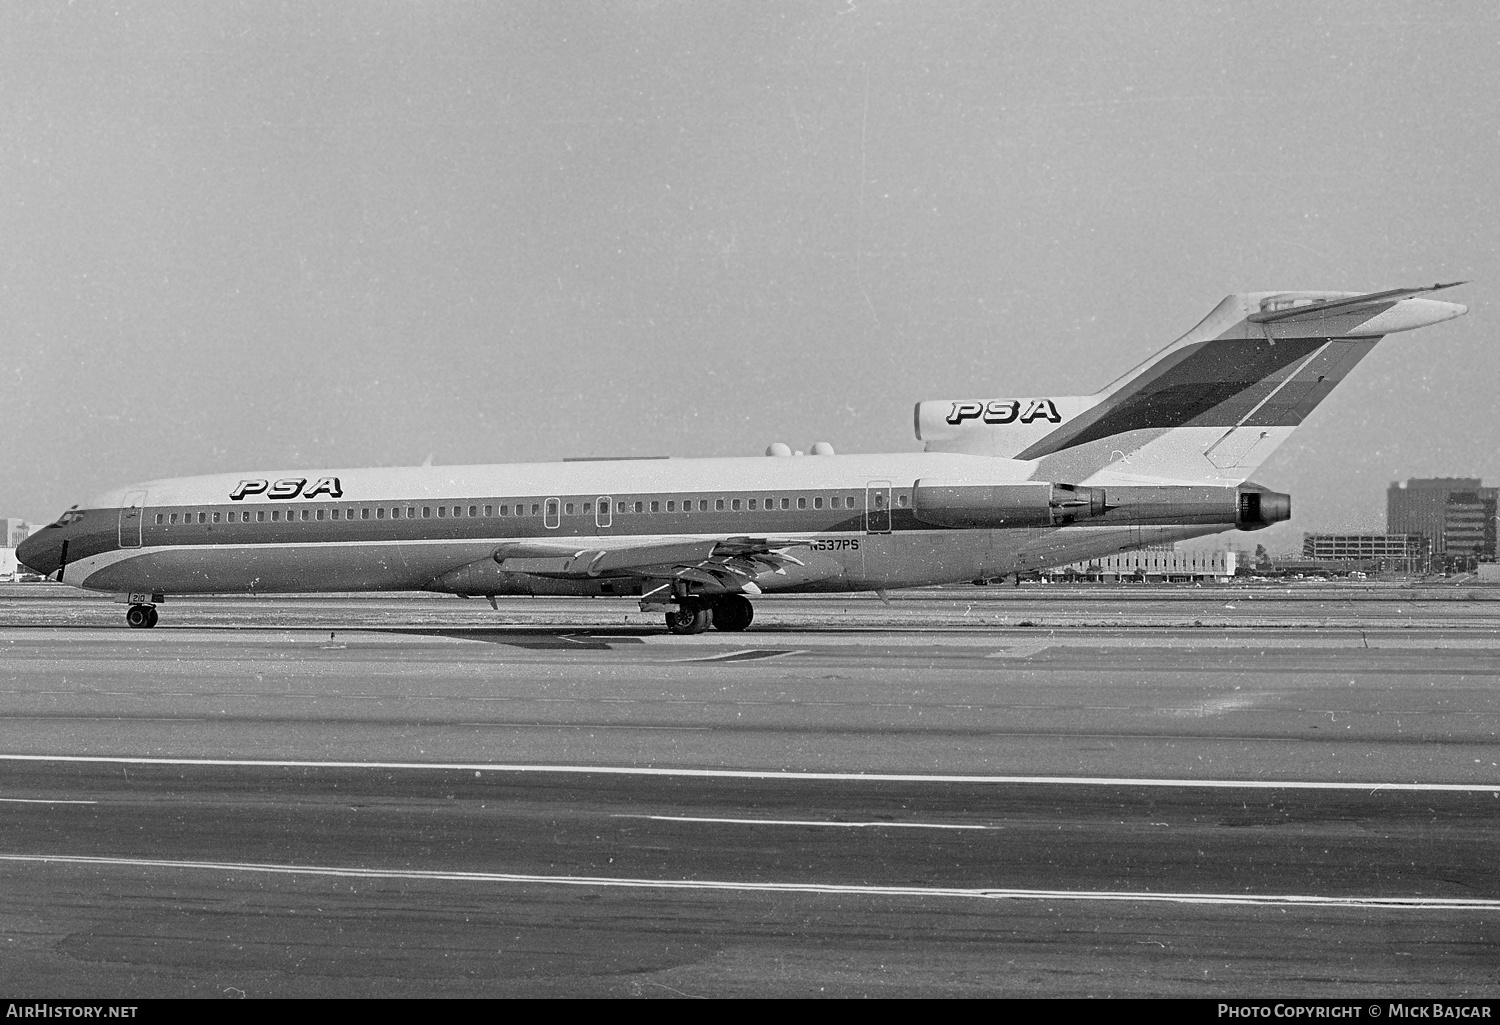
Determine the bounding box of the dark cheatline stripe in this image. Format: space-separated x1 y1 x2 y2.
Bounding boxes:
1017 337 1326 459
1241 339 1378 428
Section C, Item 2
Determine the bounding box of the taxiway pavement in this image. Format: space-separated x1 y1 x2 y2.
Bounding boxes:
1 587 1498 996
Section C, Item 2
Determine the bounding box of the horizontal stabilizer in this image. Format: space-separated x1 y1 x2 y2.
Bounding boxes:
1247 282 1465 324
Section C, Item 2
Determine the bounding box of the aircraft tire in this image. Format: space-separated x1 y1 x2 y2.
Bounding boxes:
665 603 712 635
126 605 152 629
711 595 754 632
145 606 159 628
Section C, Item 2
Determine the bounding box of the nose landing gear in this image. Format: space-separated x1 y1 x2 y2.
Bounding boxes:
125 604 158 629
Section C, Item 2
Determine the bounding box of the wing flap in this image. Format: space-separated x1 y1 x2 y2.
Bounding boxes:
493 535 815 587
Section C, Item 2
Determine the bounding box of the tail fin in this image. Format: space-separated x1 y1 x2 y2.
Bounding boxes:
916 284 1467 486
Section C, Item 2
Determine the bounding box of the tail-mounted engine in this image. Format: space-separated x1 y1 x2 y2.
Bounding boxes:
912 481 1107 528
910 480 1289 532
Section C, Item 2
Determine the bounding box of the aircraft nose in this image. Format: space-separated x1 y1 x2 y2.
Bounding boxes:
16 528 62 576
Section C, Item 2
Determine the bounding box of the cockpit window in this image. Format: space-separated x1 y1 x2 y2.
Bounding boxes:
50 507 83 527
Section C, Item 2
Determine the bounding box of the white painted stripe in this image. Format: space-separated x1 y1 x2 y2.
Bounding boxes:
1 853 1493 910
0 798 96 805
0 754 1496 793
613 814 995 830
672 649 804 663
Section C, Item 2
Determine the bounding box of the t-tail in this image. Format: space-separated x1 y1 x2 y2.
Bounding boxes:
915 283 1468 487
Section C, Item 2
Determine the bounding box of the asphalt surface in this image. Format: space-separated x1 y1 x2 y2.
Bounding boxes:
2 585 1499 997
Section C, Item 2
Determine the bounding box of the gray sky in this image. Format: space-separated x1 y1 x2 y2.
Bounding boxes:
3 1 1497 550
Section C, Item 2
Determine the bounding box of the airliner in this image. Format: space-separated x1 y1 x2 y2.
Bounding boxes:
18 284 1467 632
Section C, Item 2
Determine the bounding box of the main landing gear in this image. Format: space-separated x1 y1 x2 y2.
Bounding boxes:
663 594 755 635
125 603 159 629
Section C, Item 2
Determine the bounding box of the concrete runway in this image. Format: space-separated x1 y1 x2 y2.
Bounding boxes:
2 585 1499 996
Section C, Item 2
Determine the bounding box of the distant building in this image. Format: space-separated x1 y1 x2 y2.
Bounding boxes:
1387 478 1498 567
1302 533 1423 569
1443 489 1497 564
2 518 34 549
1 518 36 580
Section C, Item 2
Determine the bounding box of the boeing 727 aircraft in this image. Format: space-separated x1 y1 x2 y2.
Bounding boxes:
19 284 1467 632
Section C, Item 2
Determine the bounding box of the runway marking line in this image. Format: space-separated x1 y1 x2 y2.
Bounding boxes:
0 798 96 805
1 754 1498 793
671 649 805 663
1 853 1495 910
613 814 996 830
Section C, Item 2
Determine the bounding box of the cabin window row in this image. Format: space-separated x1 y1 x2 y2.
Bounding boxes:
150 494 869 526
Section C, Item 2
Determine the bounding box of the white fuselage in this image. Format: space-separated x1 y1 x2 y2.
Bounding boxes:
33 451 1233 599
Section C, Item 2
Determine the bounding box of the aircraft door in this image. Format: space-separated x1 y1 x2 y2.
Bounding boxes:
544 498 560 529
596 496 613 531
119 491 147 548
865 480 892 534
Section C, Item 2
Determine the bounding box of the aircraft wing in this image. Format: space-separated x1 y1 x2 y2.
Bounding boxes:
494 535 811 592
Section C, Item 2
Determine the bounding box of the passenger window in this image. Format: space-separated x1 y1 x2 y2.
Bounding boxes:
376 508 385 519
732 499 741 511
634 502 643 513
897 493 909 507
565 503 574 515
484 505 492 516
797 497 806 509
781 498 790 510
301 509 310 521
500 505 509 516
361 508 369 520
470 505 478 517
748 498 758 510
650 501 659 513
846 496 856 508
347 508 355 519
257 511 265 522
583 502 592 515
169 513 178 524
437 506 446 518
715 499 724 511
154 514 163 524
422 507 431 518
272 510 282 522
212 512 221 523
666 501 675 512
814 497 823 509
318 509 327 520
699 500 708 511
764 497 774 509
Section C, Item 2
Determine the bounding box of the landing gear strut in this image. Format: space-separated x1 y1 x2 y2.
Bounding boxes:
664 600 712 635
711 594 754 632
125 604 158 629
